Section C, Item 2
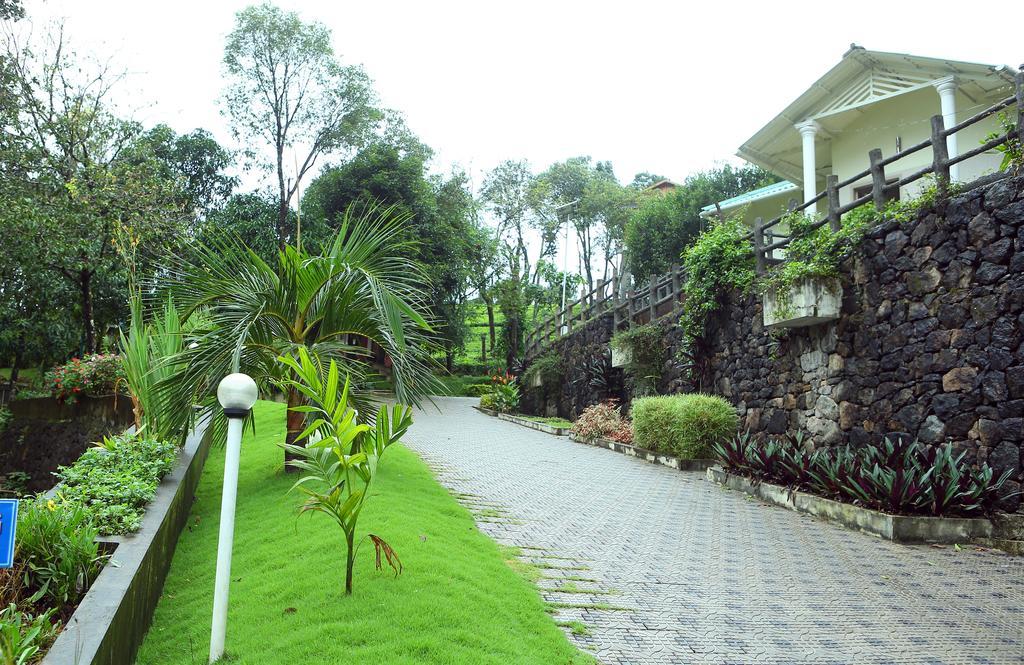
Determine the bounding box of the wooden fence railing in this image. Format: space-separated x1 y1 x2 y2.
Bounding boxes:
524 264 686 359
525 69 1023 360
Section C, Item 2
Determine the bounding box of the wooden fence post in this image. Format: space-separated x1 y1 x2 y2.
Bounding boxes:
670 263 681 305
647 274 656 321
752 217 766 275
626 288 636 328
826 175 841 232
931 114 950 196
612 269 621 329
868 148 887 211
1016 68 1024 147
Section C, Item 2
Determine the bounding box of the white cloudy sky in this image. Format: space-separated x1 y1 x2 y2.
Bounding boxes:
22 0 1022 193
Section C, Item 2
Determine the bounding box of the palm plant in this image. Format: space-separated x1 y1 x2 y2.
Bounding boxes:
119 294 183 441
155 202 441 459
278 348 413 594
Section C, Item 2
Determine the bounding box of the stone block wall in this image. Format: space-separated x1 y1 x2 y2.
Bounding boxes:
523 174 1024 508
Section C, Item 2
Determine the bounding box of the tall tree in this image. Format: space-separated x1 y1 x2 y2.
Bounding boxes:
624 163 779 278
222 3 381 250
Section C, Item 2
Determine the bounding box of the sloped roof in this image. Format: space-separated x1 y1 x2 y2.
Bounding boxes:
700 180 797 216
737 46 1018 184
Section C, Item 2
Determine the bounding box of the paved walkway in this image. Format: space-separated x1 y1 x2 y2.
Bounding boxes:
403 398 1024 665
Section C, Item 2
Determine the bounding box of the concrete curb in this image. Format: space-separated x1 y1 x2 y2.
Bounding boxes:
42 417 213 665
706 466 995 544
569 434 715 472
472 407 571 436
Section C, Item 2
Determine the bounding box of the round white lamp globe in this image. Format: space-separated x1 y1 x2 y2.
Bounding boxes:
217 373 258 414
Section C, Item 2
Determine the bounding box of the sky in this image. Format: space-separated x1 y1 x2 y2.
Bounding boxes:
14 0 1022 279
23 0 1022 191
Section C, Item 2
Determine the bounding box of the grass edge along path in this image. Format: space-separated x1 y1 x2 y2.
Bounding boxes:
137 401 593 665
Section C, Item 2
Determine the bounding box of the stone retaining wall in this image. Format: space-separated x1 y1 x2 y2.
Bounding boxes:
524 174 1024 510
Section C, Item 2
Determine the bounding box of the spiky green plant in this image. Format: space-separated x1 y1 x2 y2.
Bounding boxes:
119 295 183 441
277 347 414 595
154 202 441 460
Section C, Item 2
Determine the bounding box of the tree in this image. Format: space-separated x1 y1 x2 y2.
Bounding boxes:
135 124 237 221
202 192 287 265
223 3 381 250
0 0 22 21
2 24 193 352
624 163 779 278
629 172 667 190
158 203 441 459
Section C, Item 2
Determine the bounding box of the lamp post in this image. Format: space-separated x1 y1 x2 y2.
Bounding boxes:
209 373 258 664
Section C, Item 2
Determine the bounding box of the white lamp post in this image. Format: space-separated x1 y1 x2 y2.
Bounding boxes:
209 373 258 664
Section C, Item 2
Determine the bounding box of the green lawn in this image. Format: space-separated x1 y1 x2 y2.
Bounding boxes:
521 416 574 429
138 401 590 665
0 367 42 382
431 374 491 397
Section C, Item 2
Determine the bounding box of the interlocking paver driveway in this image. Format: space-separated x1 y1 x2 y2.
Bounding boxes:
404 398 1024 665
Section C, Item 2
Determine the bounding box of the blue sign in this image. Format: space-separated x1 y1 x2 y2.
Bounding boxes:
0 499 18 568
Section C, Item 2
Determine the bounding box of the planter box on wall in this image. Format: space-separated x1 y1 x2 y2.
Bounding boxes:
529 371 543 388
42 417 212 665
706 466 994 544
763 277 841 329
610 345 631 368
570 433 715 472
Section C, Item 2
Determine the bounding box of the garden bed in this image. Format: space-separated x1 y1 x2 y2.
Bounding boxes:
706 466 994 544
474 408 571 435
570 434 715 472
41 416 212 665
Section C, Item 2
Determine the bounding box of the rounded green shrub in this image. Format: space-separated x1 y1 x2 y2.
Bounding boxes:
631 393 737 458
463 383 493 397
479 393 497 410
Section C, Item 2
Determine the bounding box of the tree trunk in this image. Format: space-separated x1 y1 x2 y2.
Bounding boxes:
445 347 454 373
276 197 290 252
482 292 496 348
8 346 21 390
79 268 96 354
344 529 355 595
284 386 305 471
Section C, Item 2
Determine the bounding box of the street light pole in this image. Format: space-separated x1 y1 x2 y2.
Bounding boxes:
209 373 258 664
553 199 579 335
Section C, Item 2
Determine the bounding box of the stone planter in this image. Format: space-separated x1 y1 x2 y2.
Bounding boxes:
706 466 995 544
42 417 212 665
762 277 841 329
570 433 715 472
610 345 631 368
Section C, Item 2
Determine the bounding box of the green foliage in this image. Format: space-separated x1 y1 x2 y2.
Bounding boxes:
16 499 103 610
0 407 10 434
201 192 288 265
0 604 59 665
527 351 563 386
624 163 778 278
479 393 497 410
45 354 124 403
984 111 1022 173
463 383 493 397
55 433 177 535
678 216 756 342
611 323 667 396
489 377 521 414
631 394 737 459
715 434 1015 516
119 295 183 441
278 348 414 595
157 202 441 454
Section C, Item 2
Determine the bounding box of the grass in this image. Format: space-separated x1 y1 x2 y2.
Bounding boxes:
137 401 591 665
519 416 573 428
430 374 491 397
0 367 42 382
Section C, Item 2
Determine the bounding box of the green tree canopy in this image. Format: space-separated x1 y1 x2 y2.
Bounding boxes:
624 163 779 278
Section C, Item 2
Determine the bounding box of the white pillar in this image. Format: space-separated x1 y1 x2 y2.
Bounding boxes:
210 416 243 663
934 76 959 182
796 120 820 206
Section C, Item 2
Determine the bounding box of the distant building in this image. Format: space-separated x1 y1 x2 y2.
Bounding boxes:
643 179 680 195
701 46 1018 227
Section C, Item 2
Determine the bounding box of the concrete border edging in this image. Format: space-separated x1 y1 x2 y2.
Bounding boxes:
42 417 213 665
496 413 570 436
706 466 994 544
569 433 715 472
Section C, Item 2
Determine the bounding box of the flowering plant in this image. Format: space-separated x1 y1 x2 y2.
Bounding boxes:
47 354 125 403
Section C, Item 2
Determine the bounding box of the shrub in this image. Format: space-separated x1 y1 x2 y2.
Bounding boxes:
16 499 104 609
527 351 562 386
610 323 666 397
479 393 497 410
491 381 520 414
55 433 177 535
632 394 737 458
713 434 1016 517
46 354 125 403
463 383 492 397
571 401 625 442
0 604 60 665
